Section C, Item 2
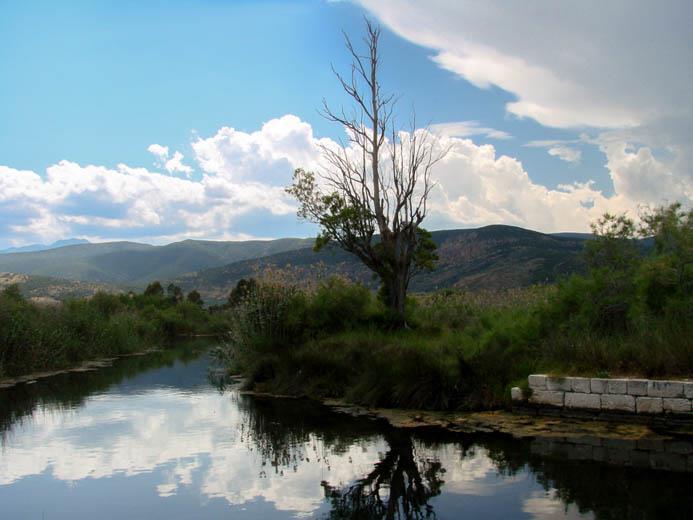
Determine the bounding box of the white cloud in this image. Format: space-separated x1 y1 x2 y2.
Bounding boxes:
148 143 193 176
0 113 689 248
147 143 169 161
431 120 511 140
0 116 325 245
428 134 624 232
164 151 193 175
547 146 581 164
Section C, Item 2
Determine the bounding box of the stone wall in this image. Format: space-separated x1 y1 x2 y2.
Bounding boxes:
530 435 693 473
512 375 693 416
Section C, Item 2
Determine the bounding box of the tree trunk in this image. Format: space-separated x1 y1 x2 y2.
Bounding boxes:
382 268 408 328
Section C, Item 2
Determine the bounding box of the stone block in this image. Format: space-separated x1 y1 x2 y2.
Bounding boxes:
567 444 593 461
510 387 523 401
636 397 663 414
591 378 608 394
601 394 635 412
546 376 571 391
530 440 550 455
591 446 607 462
606 448 630 465
572 435 602 447
637 438 664 452
648 380 684 398
606 379 628 394
529 390 564 407
571 377 591 393
684 382 693 399
665 441 693 455
528 374 548 390
650 452 686 472
662 398 691 413
604 438 636 451
627 379 649 396
565 392 601 410
630 450 651 468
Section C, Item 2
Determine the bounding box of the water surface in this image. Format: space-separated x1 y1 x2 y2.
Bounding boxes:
1 343 691 519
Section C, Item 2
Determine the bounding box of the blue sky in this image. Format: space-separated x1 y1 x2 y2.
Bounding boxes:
0 0 690 247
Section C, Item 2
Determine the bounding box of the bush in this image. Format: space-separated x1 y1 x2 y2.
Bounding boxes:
307 277 373 332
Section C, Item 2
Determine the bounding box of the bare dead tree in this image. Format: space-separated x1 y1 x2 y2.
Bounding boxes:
287 20 447 326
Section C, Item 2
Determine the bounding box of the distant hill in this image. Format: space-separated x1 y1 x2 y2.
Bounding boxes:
0 238 313 285
0 238 90 254
550 232 593 240
176 225 589 304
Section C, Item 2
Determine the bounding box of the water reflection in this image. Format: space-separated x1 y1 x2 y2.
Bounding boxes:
321 430 442 519
0 344 691 519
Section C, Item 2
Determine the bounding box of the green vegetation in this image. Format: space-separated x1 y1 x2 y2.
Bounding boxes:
218 203 692 410
0 282 230 378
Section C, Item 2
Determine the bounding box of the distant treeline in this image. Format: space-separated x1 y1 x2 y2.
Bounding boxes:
0 282 230 378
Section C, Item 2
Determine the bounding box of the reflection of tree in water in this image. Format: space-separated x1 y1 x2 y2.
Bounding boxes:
235 395 383 476
321 430 444 519
235 396 446 518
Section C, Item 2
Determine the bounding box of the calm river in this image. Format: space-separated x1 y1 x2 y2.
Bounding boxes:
1 342 691 519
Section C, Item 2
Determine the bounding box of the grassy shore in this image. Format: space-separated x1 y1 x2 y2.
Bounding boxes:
0 285 230 378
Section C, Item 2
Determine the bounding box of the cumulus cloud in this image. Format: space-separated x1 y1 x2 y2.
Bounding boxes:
147 143 169 161
0 117 323 245
0 113 688 247
428 134 622 232
148 143 193 175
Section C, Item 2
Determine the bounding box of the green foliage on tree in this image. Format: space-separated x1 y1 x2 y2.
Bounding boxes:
187 290 203 306
144 281 164 298
227 278 258 308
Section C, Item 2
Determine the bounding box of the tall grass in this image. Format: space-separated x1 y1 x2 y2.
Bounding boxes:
0 286 230 378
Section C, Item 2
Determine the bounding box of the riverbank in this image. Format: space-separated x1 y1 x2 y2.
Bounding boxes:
0 283 230 378
241 390 693 473
0 349 159 390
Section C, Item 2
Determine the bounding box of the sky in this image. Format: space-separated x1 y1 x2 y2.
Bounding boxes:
1 0 691 248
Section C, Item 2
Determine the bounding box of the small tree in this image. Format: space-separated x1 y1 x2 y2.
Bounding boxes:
583 212 640 332
287 21 445 326
227 278 257 308
187 290 204 306
144 281 164 298
639 202 692 288
167 283 183 304
637 202 692 313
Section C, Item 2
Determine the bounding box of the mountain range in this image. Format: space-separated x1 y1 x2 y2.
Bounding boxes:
0 226 591 303
175 225 588 303
0 238 90 254
0 238 312 285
